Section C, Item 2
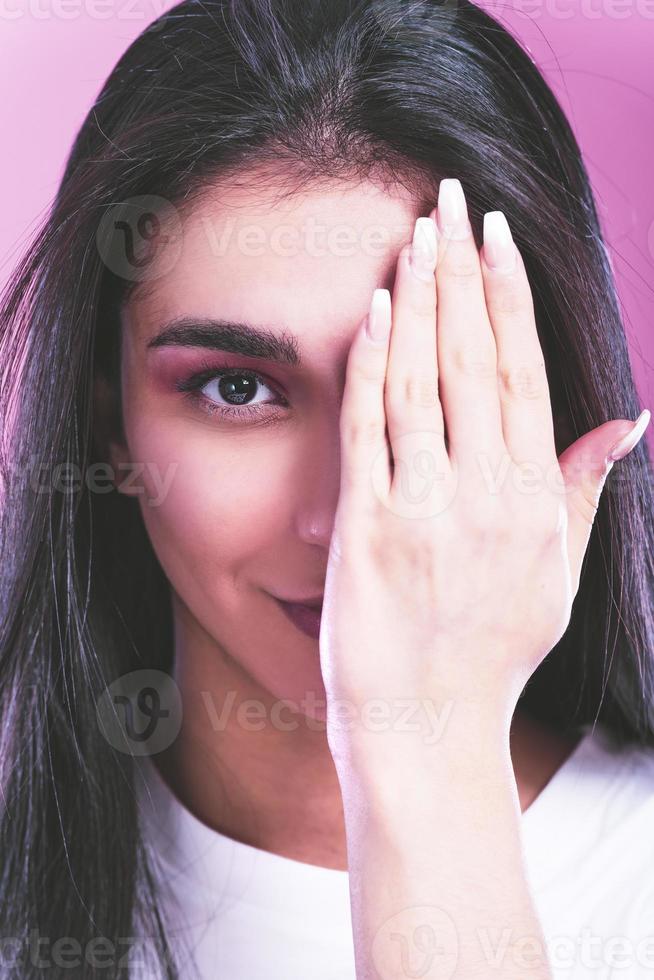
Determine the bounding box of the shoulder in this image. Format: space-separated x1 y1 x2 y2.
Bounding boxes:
589 725 654 821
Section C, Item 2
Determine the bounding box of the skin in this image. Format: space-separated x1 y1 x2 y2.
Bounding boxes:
94 171 646 975
314 181 645 978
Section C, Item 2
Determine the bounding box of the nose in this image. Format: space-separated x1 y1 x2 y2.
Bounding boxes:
293 422 341 549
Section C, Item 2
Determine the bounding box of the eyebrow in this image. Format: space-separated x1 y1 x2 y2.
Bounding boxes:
146 316 301 366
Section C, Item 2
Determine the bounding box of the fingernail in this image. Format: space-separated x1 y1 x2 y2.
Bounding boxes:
409 217 438 281
437 179 472 240
606 409 651 462
483 211 517 273
366 288 392 343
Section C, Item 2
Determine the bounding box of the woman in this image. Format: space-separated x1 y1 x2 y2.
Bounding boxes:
1 0 653 977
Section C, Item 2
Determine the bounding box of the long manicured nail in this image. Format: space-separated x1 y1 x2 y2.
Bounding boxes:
409 217 438 281
483 211 517 273
606 409 651 462
366 288 392 343
437 178 472 240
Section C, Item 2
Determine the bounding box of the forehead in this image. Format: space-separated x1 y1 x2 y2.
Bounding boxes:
125 176 428 353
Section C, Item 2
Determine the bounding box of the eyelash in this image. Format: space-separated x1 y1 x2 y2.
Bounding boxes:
173 360 289 426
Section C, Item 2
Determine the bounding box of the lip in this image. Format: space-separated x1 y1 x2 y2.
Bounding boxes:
274 593 324 609
274 598 322 640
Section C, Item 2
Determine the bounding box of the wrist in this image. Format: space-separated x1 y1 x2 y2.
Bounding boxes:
329 686 514 763
330 693 519 815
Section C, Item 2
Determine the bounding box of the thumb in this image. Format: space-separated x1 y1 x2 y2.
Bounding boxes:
558 408 651 594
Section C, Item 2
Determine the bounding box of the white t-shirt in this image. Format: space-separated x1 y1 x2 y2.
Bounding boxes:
133 721 654 979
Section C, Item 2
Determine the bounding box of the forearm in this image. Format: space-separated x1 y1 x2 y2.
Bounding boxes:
334 700 553 980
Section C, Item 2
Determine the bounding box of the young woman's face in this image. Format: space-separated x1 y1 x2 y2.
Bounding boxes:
108 175 427 719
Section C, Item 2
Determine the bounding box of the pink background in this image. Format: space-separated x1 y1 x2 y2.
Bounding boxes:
2 0 653 448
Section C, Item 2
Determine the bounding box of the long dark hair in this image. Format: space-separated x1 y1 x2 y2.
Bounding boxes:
1 0 653 975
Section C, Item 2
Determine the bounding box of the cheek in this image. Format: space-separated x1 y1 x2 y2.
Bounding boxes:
124 412 289 586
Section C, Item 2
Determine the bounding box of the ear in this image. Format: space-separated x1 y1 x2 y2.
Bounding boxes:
92 374 137 495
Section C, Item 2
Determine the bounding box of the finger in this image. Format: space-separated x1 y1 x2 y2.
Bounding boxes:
559 411 651 594
339 288 393 506
480 211 558 471
435 179 507 471
385 216 449 482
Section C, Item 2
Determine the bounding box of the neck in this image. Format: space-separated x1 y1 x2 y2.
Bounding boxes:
153 609 581 871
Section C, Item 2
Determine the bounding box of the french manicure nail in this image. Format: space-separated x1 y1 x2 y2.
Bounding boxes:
409 217 438 281
437 179 472 240
366 288 392 343
606 408 651 462
483 211 516 273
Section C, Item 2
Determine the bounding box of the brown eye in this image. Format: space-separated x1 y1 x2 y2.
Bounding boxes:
175 365 288 424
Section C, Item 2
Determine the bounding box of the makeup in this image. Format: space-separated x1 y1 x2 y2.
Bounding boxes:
274 598 322 640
